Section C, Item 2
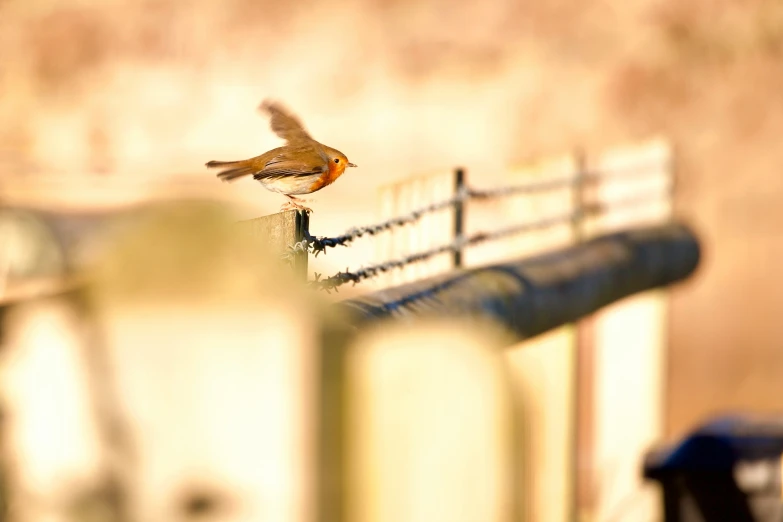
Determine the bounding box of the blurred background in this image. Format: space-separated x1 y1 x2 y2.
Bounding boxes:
1 0 783 520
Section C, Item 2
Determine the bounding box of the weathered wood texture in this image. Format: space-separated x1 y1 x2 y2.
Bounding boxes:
338 222 700 342
238 210 309 278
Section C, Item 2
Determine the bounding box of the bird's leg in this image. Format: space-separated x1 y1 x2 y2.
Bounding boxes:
280 195 313 214
288 195 314 204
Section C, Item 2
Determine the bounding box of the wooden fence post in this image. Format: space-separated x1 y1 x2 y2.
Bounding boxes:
238 210 310 278
572 150 594 522
583 138 674 522
452 168 466 269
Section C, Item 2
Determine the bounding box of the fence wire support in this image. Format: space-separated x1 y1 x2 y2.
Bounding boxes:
310 211 575 292
291 185 471 256
288 156 672 259
310 188 672 292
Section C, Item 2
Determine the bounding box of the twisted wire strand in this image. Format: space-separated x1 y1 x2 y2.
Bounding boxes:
293 157 669 257
291 186 469 256
310 212 574 292
295 176 573 256
310 189 671 292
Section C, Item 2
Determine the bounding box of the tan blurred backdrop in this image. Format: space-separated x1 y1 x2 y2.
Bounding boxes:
1 0 783 477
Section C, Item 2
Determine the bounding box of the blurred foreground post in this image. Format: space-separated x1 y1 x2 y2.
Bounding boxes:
87 203 321 522
344 322 520 522
0 202 331 522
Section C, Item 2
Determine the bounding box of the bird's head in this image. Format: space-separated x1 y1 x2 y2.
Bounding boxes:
325 147 357 175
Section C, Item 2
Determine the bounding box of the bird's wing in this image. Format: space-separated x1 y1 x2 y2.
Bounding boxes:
253 148 327 180
254 164 325 180
260 100 313 143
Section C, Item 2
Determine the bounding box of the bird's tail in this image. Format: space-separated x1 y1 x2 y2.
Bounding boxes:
205 160 255 182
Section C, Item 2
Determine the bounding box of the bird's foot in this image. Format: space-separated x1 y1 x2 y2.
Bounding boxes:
281 201 314 214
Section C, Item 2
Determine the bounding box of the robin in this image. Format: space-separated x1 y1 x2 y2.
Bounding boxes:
206 100 357 213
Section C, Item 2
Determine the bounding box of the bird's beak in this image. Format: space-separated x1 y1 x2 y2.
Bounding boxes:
348 162 358 168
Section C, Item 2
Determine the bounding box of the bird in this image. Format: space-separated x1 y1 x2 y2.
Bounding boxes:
205 100 357 213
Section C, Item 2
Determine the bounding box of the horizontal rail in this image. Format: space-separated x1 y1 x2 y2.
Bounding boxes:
335 222 699 341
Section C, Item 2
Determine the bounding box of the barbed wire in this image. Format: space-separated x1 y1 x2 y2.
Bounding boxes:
310 212 575 292
290 186 469 257
309 189 671 292
292 158 670 258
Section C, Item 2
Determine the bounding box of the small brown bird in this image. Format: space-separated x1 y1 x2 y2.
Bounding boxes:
206 100 357 213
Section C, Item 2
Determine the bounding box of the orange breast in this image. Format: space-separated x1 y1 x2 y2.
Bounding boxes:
308 161 346 192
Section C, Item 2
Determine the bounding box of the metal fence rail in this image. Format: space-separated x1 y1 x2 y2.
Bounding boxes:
337 223 700 338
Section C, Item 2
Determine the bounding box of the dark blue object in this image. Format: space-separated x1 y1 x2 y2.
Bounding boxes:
644 414 783 522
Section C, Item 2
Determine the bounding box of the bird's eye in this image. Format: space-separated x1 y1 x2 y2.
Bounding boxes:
334 158 340 163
